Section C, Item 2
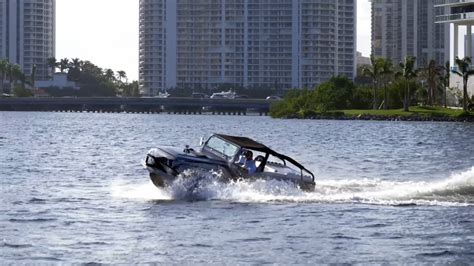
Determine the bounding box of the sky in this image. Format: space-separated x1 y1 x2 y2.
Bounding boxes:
56 0 372 82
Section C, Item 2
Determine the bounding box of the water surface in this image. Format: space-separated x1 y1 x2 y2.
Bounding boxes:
1 112 473 264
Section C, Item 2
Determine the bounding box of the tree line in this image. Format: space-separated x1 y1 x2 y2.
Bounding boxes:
45 57 139 97
0 57 139 97
3 55 473 111
362 55 473 112
271 55 474 117
0 59 37 97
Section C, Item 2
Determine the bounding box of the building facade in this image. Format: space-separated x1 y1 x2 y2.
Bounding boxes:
435 0 474 60
0 0 55 80
139 0 356 96
435 0 474 96
356 51 370 66
371 0 449 66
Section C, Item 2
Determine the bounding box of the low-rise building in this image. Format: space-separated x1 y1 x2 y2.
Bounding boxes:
35 73 79 90
356 52 371 67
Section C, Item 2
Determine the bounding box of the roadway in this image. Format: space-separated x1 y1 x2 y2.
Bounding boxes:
0 97 276 115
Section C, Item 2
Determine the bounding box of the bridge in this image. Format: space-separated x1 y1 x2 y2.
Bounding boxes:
0 97 275 115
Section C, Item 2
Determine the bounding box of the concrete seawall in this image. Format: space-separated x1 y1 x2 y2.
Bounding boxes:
0 97 274 115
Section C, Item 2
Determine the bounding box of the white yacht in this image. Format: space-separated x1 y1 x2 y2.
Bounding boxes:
210 90 237 99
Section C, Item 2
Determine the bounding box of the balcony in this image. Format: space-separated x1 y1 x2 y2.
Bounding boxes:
434 0 474 7
435 11 474 23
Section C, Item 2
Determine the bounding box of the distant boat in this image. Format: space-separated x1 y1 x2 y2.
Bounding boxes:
155 91 170 98
210 90 236 99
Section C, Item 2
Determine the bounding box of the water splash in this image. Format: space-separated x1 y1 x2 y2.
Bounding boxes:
112 167 474 206
111 180 172 200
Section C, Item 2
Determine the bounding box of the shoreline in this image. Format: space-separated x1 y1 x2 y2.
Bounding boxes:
1 110 472 122
283 113 474 122
277 108 474 122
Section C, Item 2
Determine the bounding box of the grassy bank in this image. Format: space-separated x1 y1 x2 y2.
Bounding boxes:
342 106 471 118
272 106 474 122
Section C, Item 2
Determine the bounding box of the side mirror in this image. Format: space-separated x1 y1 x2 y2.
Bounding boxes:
199 137 204 146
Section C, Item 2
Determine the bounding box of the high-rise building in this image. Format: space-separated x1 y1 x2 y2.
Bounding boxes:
464 34 474 59
139 0 356 96
371 0 449 66
435 0 474 60
0 0 56 80
435 0 474 96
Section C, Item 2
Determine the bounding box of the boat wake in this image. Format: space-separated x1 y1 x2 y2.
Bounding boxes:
112 167 474 206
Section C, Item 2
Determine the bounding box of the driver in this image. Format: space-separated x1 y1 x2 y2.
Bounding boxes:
243 150 256 175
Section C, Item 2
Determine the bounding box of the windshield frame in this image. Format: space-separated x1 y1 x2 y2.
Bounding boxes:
203 135 240 160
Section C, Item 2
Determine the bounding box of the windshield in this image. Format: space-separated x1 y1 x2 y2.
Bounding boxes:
205 136 239 159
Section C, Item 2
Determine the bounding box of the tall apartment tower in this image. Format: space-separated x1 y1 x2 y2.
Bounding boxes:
435 0 474 61
0 0 55 80
371 0 449 66
139 0 356 96
435 0 474 97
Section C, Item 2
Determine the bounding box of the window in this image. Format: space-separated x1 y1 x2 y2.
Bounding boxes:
205 136 239 159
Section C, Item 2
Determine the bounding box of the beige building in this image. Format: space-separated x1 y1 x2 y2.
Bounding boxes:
139 0 356 96
356 51 371 66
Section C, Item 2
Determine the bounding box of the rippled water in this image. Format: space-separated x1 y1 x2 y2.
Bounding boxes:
1 112 473 264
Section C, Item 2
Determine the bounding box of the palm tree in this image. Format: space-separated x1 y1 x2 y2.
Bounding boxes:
46 57 57 76
423 60 442 106
30 64 37 88
441 61 450 108
10 64 23 89
0 59 8 94
6 63 13 91
70 58 82 70
380 58 393 109
396 56 417 112
116 70 127 84
104 69 115 82
19 72 26 88
362 55 383 109
68 58 83 81
453 56 474 111
59 58 70 73
70 58 84 71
